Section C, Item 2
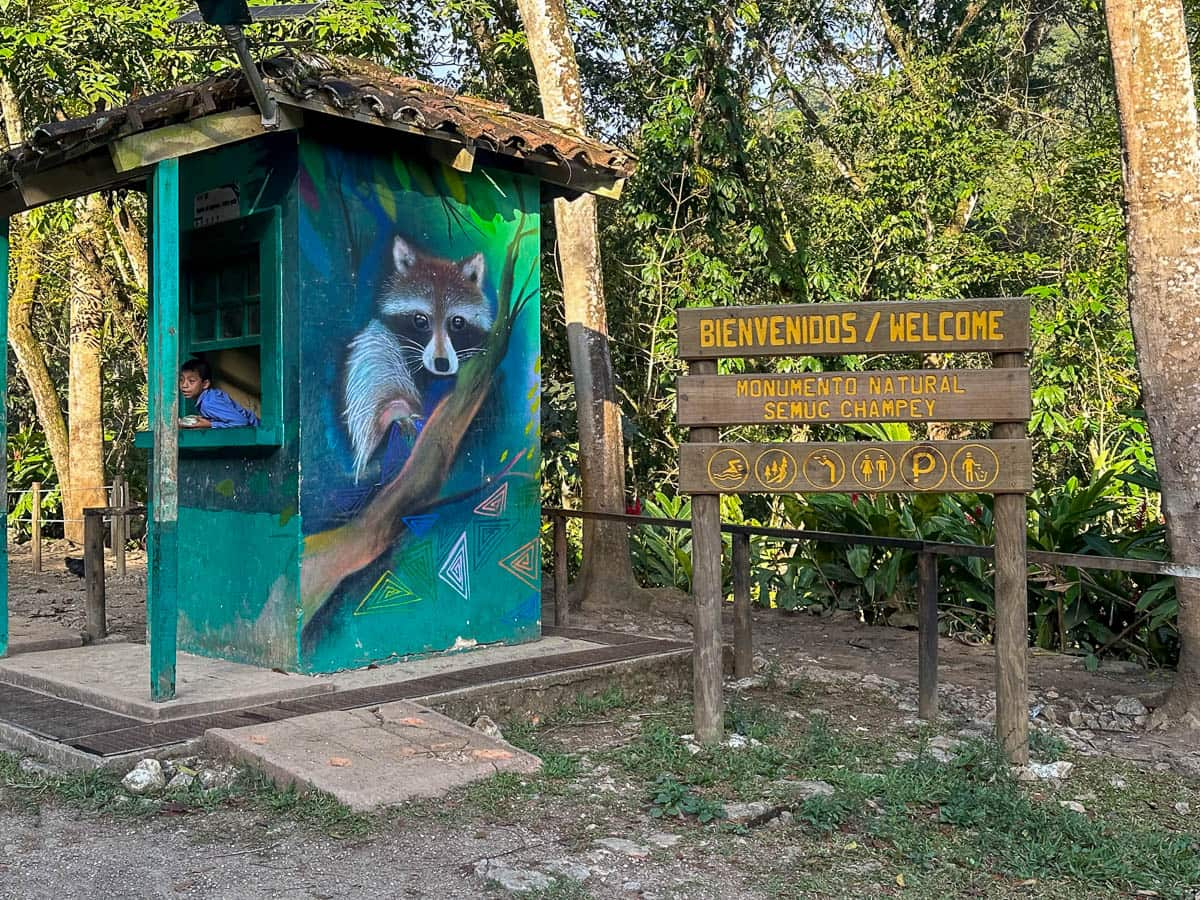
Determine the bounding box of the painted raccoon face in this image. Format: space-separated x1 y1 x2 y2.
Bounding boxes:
378 236 492 376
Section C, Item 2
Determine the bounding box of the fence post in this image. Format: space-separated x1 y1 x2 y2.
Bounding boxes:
917 550 938 720
114 476 127 577
553 513 569 627
688 358 724 745
83 510 107 641
993 349 1029 764
31 481 42 574
732 531 753 679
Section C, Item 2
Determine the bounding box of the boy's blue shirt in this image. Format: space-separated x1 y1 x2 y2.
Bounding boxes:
196 387 260 428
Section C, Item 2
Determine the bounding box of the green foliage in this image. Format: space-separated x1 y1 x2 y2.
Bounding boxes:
647 774 726 823
6 427 62 538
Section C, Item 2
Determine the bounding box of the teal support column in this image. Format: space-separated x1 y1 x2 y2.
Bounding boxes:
0 218 9 659
148 160 180 700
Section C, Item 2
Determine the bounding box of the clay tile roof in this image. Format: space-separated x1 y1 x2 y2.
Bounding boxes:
0 53 635 214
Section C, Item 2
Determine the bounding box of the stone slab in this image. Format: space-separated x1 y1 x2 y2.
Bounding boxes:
0 644 333 721
5 619 84 655
206 700 542 811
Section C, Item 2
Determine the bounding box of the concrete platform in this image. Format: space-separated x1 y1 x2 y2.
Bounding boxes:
0 644 333 720
0 627 691 770
5 619 84 656
206 700 542 811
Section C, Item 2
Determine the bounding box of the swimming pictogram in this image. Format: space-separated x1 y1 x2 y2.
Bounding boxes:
707 448 750 490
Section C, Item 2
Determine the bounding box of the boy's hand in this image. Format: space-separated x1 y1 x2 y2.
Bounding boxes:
180 416 213 429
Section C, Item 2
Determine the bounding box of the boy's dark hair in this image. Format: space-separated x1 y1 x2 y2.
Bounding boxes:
181 357 212 382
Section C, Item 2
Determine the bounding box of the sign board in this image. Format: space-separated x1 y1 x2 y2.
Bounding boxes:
678 298 1029 359
677 368 1030 426
679 440 1033 494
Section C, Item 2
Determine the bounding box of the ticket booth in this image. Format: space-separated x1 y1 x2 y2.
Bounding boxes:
0 55 634 694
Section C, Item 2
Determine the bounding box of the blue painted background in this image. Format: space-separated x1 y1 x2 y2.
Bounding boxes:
295 137 542 670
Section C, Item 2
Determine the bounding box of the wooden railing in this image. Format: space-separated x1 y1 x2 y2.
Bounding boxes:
543 506 1200 721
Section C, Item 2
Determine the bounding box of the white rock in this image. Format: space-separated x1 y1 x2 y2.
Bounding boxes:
1027 761 1073 781
471 715 503 740
1175 801 1191 816
729 675 765 691
543 859 591 881
1114 697 1148 718
1109 776 1128 790
122 759 166 795
199 767 236 791
646 832 681 849
18 758 53 778
723 801 776 824
166 771 195 792
1014 761 1074 782
790 780 835 800
594 837 651 858
474 859 552 892
1058 800 1087 814
623 881 643 894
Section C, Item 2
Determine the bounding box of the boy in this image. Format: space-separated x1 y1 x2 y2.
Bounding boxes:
179 358 261 429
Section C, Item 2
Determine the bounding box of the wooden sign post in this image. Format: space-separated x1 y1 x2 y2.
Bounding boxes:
677 298 1031 761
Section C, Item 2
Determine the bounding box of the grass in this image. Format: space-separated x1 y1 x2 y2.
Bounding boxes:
4 684 1200 898
458 689 1200 898
0 752 374 838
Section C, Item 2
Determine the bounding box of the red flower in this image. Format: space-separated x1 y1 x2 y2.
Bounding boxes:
850 493 860 506
625 498 643 516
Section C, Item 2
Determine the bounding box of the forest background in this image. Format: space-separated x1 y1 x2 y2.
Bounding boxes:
0 0 1181 669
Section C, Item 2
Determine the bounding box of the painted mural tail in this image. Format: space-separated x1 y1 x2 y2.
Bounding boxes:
299 219 537 632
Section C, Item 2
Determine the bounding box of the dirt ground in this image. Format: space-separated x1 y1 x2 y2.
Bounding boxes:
4 547 1200 898
7 537 148 642
3 537 1194 769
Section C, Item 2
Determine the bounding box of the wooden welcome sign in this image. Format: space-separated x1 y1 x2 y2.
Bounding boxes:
677 297 1034 762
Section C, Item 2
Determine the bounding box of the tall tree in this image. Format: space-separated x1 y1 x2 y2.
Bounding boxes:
515 0 642 607
1106 0 1200 727
64 195 111 543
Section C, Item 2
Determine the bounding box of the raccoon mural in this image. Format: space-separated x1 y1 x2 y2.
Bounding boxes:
342 235 494 480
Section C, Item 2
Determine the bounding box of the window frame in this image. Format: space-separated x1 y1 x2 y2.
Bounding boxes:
138 207 284 451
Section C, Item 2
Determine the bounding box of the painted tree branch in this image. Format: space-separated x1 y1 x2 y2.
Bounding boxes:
300 219 536 625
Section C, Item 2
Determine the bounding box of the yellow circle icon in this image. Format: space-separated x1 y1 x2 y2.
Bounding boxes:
754 448 798 490
707 448 750 490
851 447 895 490
951 444 999 490
803 449 846 489
898 444 948 491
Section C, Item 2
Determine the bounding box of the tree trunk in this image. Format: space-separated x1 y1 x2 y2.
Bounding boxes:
2 76 74 513
65 196 109 544
1106 0 1200 727
515 0 643 608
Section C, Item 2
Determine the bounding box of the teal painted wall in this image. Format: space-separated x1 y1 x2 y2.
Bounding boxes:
170 134 303 668
295 134 542 672
153 129 541 673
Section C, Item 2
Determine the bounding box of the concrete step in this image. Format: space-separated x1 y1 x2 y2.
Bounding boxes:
206 700 540 811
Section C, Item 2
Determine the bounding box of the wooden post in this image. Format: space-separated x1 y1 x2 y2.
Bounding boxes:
83 511 107 640
148 159 180 702
553 513 569 627
732 531 753 679
992 350 1029 763
689 358 724 744
109 478 120 550
917 550 938 720
115 477 127 577
0 218 8 658
30 482 42 574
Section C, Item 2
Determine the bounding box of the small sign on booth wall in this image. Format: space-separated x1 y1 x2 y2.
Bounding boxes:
193 184 241 228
